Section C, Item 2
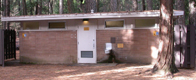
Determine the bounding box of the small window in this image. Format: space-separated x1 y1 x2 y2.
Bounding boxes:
23 22 39 30
105 20 124 28
49 22 65 29
135 19 155 28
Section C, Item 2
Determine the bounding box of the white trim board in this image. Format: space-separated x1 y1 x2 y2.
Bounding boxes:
2 10 184 22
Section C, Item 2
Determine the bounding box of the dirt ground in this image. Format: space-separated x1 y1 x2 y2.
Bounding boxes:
0 64 196 80
0 51 195 80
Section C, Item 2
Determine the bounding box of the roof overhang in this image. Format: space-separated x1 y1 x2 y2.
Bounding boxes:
1 10 184 22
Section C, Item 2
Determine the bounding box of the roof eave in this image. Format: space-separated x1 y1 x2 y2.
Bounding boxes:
1 10 184 22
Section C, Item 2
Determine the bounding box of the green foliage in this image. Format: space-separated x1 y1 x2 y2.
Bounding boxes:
152 0 160 10
82 0 85 4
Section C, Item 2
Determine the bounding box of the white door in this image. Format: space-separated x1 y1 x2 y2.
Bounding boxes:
77 22 96 63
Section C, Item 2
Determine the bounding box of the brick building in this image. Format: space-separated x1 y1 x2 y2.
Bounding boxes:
1 10 184 64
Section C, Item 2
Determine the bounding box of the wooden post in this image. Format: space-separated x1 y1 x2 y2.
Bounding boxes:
190 25 195 68
0 30 4 67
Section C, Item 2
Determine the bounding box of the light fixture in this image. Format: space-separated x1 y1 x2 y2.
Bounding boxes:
83 19 89 21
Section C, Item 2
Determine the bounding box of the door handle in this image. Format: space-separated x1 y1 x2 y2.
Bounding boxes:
93 39 95 49
93 44 95 49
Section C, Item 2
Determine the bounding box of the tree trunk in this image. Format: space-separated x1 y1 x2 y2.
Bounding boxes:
4 0 10 29
49 0 53 14
18 0 22 15
30 0 33 15
132 0 138 11
59 0 63 14
67 0 73 13
2 0 6 29
39 0 42 14
0 0 1 14
189 0 196 26
142 0 146 11
96 0 99 12
36 0 42 15
22 0 27 15
110 0 117 12
147 0 153 10
153 0 178 75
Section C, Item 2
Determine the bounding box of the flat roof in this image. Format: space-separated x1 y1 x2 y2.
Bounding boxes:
1 10 184 22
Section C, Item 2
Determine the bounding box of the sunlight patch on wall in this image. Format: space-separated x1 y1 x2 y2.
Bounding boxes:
151 46 158 59
121 30 134 42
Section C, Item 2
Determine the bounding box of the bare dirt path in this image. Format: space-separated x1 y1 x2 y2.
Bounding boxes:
0 63 195 80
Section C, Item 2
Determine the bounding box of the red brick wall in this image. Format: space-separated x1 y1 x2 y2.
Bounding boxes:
19 31 77 64
96 29 159 64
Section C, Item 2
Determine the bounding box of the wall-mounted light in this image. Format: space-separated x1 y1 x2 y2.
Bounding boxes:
83 19 89 22
83 19 89 24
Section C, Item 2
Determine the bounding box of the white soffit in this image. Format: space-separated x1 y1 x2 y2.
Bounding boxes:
1 10 184 22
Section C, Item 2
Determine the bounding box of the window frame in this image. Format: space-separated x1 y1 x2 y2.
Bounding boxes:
134 18 158 29
22 22 40 30
104 19 125 28
48 21 66 29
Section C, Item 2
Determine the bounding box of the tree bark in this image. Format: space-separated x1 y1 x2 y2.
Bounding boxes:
110 0 117 12
36 0 42 15
22 0 27 15
39 0 42 14
142 0 146 11
153 0 178 75
67 0 73 13
147 0 153 10
18 0 23 15
4 0 10 29
49 0 53 14
132 0 138 11
59 0 63 14
96 0 99 12
189 0 196 26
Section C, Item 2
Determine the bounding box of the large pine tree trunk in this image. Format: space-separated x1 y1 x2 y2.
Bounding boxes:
153 0 178 75
59 0 63 14
147 0 153 10
22 0 27 15
132 0 138 11
110 0 117 12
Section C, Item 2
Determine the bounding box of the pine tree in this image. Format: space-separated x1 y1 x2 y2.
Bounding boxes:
153 0 178 77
